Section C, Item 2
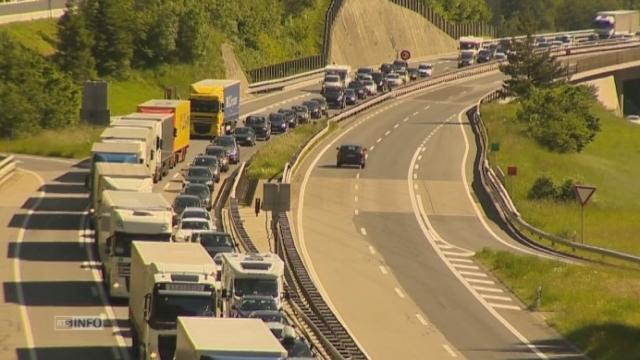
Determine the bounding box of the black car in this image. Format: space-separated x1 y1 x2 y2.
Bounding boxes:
336 144 366 168
183 166 215 191
348 81 367 100
269 113 289 134
393 59 408 71
344 88 357 105
212 135 240 164
324 86 346 109
191 155 221 182
311 97 328 115
408 67 419 81
278 108 298 128
233 126 256 146
245 115 271 140
292 105 310 124
204 145 230 172
371 72 388 92
380 63 393 74
181 183 212 210
477 49 493 63
302 101 322 120
193 231 237 258
172 194 203 224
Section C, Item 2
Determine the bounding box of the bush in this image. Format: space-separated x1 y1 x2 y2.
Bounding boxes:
528 176 557 200
518 85 600 153
556 178 578 202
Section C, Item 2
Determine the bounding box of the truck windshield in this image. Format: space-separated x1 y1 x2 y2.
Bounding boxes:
461 52 474 60
113 232 171 257
594 19 614 30
190 99 219 114
234 278 278 297
93 152 138 164
151 293 214 327
460 42 479 50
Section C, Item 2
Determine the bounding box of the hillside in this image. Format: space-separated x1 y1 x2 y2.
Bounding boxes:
330 0 457 68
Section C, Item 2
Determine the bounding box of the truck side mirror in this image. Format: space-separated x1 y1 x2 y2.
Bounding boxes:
150 150 154 161
105 236 112 255
173 128 177 138
221 289 227 299
143 293 151 321
156 136 161 150
139 159 144 164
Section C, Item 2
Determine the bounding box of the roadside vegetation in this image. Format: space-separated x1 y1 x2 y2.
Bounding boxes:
476 249 640 360
0 124 103 158
246 121 326 180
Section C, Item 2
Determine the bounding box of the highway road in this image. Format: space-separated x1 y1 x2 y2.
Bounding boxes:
0 0 66 16
0 57 462 360
291 71 587 359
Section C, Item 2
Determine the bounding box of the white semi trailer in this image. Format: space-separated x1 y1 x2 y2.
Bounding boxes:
594 10 640 38
130 241 218 360
174 317 287 360
96 191 173 298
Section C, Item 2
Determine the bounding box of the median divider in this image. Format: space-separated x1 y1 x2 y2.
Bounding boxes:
0 154 16 186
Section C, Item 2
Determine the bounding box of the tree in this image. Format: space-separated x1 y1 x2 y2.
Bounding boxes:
518 85 601 153
89 0 134 77
500 35 567 97
176 1 209 63
55 0 95 82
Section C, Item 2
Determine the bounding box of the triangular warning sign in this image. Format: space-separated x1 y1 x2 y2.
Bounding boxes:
574 185 596 206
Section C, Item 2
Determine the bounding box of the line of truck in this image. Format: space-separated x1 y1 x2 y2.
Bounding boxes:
85 80 312 359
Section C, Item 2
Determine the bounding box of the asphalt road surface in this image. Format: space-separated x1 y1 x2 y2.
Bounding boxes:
291 71 587 360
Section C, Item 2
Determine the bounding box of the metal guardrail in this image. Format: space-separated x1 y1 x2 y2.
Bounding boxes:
469 64 640 265
0 155 16 186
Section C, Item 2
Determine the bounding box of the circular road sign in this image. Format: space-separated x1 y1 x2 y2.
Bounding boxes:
400 49 411 61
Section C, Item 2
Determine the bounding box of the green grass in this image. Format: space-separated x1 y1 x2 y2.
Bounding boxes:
0 18 57 56
247 121 327 180
481 101 640 255
0 124 104 158
476 249 640 360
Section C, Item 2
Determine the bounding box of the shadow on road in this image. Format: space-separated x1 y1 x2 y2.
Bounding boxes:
21 197 88 212
8 213 84 230
38 183 88 194
7 242 88 262
3 281 104 307
53 171 88 184
16 346 131 360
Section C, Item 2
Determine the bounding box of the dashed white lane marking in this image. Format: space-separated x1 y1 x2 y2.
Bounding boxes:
384 130 391 136
354 195 358 202
441 251 471 257
443 344 458 357
418 155 422 161
369 245 376 254
354 209 359 215
413 173 417 180
369 145 375 151
414 184 418 190
482 294 513 302
172 173 180 179
163 182 171 191
414 164 420 170
453 264 480 270
490 303 521 311
90 286 98 297
360 227 367 236
394 287 406 299
473 286 504 293
424 105 431 110
355 184 359 191
416 314 429 326
459 271 488 278
376 137 382 143
403 117 409 122
378 265 388 275
449 258 473 264
466 278 495 285
393 123 399 129
356 173 360 180
413 111 419 116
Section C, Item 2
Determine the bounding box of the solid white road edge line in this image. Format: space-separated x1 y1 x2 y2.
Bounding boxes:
456 108 559 260
443 344 458 358
416 314 429 326
394 287 406 299
13 169 41 360
378 265 388 275
407 132 549 360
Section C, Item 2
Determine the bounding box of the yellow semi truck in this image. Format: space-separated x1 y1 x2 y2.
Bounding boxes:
189 79 240 138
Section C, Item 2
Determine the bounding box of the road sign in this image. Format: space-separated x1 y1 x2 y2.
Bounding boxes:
490 142 500 152
400 50 411 61
574 185 596 206
507 166 518 176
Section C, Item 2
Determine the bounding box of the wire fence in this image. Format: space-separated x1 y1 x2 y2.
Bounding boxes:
389 0 496 38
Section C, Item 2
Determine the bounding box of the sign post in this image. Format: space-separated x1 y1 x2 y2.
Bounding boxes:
574 185 596 244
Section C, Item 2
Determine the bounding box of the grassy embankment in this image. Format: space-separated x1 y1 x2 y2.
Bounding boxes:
478 101 640 359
